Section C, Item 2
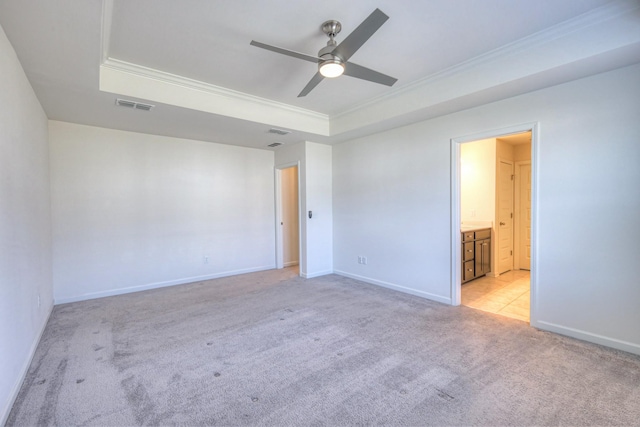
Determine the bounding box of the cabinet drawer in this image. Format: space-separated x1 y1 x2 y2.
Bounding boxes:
463 242 474 261
463 261 475 282
475 229 491 240
462 231 475 242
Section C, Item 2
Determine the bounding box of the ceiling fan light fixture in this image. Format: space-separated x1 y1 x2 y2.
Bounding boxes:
319 59 344 78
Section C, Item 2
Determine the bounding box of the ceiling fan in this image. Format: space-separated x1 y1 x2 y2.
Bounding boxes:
250 8 398 97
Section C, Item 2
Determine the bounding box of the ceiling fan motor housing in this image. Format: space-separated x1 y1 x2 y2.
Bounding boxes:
319 21 344 77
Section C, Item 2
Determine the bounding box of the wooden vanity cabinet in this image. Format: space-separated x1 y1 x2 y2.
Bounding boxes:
462 228 491 283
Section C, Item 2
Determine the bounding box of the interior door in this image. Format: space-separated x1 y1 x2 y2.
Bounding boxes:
518 162 531 270
497 160 514 274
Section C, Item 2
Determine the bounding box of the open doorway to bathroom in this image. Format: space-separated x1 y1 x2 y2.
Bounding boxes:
275 164 300 275
458 131 532 321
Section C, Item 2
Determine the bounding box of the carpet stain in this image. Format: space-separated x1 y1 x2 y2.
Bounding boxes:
37 358 68 425
214 372 221 377
251 397 259 402
121 375 157 425
435 388 455 401
76 379 85 384
92 344 104 351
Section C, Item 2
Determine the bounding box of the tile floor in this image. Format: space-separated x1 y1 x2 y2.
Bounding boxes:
461 269 530 322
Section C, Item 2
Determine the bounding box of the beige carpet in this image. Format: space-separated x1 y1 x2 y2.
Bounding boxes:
7 268 640 426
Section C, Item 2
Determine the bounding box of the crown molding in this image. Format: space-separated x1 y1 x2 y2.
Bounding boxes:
102 58 329 122
331 0 640 121
100 0 113 64
100 59 330 135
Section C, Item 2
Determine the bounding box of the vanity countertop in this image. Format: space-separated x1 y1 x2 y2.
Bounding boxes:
460 223 492 232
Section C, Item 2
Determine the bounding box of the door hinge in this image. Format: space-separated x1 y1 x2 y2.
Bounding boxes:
510 212 513 218
511 174 514 180
510 250 513 256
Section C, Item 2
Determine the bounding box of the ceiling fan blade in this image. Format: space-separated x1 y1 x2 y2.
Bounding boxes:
298 72 324 97
332 8 388 62
250 40 320 63
343 62 397 87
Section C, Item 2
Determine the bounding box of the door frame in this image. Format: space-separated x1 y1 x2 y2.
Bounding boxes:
274 162 302 271
450 123 539 323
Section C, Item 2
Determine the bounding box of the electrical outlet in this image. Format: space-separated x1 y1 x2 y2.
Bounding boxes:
357 256 362 264
204 256 209 264
362 256 367 265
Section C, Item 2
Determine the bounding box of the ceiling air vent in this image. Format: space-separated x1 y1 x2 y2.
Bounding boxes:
268 142 283 148
116 98 155 111
268 128 291 136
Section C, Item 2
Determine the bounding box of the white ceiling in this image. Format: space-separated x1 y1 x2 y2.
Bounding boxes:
1 0 639 150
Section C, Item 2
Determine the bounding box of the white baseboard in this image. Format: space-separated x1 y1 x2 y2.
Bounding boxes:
2 304 53 426
334 270 452 305
54 264 276 304
533 319 640 356
301 269 333 279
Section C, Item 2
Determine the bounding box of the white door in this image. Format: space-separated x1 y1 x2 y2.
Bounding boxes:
518 162 531 270
497 160 514 274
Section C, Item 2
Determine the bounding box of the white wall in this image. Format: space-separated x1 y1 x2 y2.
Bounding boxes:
333 63 640 355
49 121 275 303
461 138 496 223
304 142 333 277
0 25 53 424
275 141 332 278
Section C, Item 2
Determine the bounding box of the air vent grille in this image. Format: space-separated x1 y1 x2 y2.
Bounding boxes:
116 98 155 111
268 142 283 148
268 128 291 136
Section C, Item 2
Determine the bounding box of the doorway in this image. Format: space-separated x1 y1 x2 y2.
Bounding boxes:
451 126 536 323
275 164 301 274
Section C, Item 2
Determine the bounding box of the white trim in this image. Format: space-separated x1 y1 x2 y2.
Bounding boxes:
335 270 452 305
101 58 329 122
99 0 113 64
301 270 333 279
283 261 299 268
100 62 330 135
1 305 54 426
533 320 640 356
54 265 275 304
451 123 539 318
